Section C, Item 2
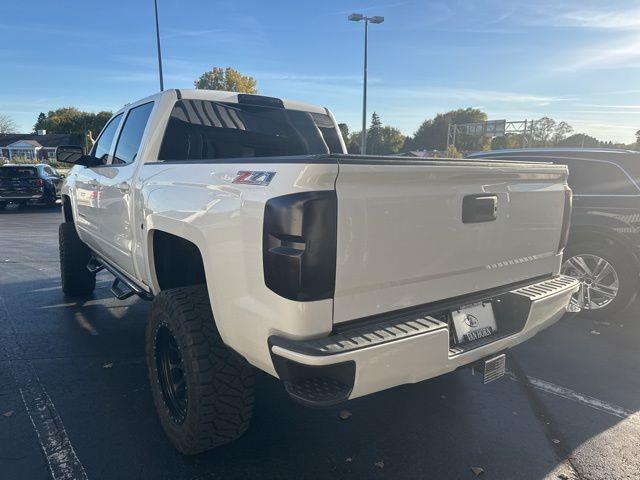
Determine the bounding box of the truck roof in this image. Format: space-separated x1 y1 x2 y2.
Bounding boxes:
121 89 328 115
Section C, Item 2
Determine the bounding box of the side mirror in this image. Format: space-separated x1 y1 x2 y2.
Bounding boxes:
55 145 99 167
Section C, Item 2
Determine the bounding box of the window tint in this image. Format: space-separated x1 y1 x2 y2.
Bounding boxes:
43 166 56 176
158 99 342 161
92 114 123 165
563 159 638 195
112 102 154 165
0 167 37 178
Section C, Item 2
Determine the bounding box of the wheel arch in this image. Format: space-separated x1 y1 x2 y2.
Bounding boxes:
146 223 231 341
61 194 73 222
567 225 640 274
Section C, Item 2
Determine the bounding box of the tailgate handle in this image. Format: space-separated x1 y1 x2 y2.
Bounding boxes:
462 194 498 223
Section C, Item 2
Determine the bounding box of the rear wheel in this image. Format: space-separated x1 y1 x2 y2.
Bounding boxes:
562 241 638 319
59 222 96 296
146 285 255 455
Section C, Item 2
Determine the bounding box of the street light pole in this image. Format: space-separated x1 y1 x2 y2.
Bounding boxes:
361 19 368 155
154 0 164 91
349 13 384 155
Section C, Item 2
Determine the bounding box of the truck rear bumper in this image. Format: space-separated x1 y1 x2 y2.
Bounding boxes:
269 275 579 407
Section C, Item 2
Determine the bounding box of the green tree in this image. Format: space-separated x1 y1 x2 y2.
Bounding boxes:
412 108 488 151
194 67 258 93
338 123 349 147
34 108 112 135
354 113 406 155
367 112 384 154
491 133 522 150
552 121 573 145
446 145 462 158
532 117 557 146
556 133 603 148
346 131 361 154
636 129 640 149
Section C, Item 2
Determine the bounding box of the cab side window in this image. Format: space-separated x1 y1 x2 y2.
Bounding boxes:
92 114 123 165
112 102 154 165
563 159 638 195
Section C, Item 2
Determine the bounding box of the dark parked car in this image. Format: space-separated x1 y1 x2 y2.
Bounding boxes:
467 148 640 319
0 163 63 209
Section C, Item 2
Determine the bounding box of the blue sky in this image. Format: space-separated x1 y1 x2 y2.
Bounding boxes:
1 0 639 143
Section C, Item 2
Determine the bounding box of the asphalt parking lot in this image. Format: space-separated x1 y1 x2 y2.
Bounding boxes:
1 205 638 480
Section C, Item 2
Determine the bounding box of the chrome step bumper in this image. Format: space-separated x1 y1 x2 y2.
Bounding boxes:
269 275 579 406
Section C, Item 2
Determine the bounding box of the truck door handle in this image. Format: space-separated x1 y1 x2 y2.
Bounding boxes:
116 182 130 193
462 194 498 223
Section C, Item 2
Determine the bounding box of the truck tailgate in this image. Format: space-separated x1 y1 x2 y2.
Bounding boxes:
333 158 568 323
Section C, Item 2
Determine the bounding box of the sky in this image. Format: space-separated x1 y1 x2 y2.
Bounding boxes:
1 0 639 143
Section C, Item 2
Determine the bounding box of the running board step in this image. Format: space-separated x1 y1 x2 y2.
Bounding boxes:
87 255 153 301
110 278 135 300
86 257 104 274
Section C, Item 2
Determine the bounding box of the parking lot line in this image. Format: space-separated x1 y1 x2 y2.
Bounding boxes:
509 372 633 420
1 296 88 480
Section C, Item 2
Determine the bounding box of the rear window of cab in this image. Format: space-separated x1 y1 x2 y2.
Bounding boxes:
158 99 343 161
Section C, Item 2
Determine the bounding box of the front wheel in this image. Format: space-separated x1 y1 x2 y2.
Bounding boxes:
562 241 638 319
146 285 255 455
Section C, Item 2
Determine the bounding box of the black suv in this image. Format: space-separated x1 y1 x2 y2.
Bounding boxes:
468 148 640 319
0 163 63 209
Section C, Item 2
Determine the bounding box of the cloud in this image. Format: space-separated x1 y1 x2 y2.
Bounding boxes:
382 86 567 105
554 6 640 30
555 35 640 71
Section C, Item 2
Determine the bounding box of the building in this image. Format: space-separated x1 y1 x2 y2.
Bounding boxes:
0 131 76 163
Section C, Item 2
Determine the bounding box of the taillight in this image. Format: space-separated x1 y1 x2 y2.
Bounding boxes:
263 191 337 301
558 185 572 252
36 179 44 187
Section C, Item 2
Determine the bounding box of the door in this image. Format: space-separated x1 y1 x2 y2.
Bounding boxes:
74 113 123 248
93 101 154 278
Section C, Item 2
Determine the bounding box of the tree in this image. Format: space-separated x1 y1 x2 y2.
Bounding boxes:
412 108 487 151
346 131 361 154
636 129 640 149
352 113 406 155
557 133 602 148
532 117 557 146
34 108 112 135
552 121 573 145
194 67 257 93
366 112 384 154
0 114 17 133
445 145 462 158
338 123 349 147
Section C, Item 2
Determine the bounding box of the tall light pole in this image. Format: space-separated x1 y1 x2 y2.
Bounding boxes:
154 0 164 91
348 13 384 155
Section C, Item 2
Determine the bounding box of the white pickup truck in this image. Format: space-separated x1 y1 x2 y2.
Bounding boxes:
56 89 579 455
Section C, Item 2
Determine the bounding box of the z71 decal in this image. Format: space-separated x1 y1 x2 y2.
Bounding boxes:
232 171 276 186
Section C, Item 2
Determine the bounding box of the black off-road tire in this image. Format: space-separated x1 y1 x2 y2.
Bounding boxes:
59 222 96 296
146 285 255 455
563 241 638 320
0 202 6 210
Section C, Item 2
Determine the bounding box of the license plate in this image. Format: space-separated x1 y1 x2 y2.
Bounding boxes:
451 302 497 344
